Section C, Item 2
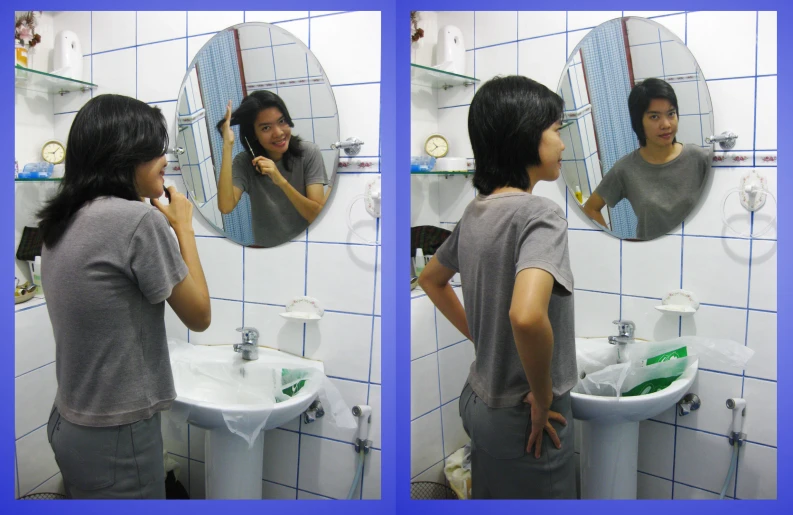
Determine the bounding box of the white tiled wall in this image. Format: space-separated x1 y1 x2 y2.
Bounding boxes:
14 10 381 500
410 11 776 500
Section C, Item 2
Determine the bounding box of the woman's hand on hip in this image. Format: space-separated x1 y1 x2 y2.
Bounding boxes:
524 391 567 458
152 186 194 234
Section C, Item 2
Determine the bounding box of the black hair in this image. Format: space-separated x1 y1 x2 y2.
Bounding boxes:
628 78 679 146
216 90 303 168
37 94 169 247
468 75 564 195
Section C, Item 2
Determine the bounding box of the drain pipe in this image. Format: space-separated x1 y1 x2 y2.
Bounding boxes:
346 405 372 499
720 398 746 499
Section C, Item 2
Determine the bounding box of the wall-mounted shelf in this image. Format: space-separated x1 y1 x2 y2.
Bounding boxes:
15 177 62 182
411 63 479 90
411 170 472 176
15 65 97 95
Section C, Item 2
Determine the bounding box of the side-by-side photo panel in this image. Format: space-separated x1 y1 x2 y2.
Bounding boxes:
410 10 776 500
14 10 382 500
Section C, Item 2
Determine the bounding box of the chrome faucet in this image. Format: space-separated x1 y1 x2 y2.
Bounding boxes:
234 327 259 361
608 320 635 363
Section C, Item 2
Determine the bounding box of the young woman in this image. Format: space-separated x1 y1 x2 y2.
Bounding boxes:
216 91 328 247
419 76 578 499
582 78 710 240
38 94 211 499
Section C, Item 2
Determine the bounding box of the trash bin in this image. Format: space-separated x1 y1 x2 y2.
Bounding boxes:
410 481 458 500
18 492 66 500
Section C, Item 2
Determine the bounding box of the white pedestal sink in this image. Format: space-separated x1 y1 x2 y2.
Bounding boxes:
168 342 324 499
572 338 697 499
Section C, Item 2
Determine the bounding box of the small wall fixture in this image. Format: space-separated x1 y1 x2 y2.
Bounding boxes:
331 137 365 156
706 131 738 150
655 289 699 317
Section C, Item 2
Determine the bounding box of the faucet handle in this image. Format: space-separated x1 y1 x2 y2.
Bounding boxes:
236 327 259 344
612 320 635 338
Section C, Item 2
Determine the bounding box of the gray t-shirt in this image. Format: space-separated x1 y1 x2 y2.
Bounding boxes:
435 192 578 408
232 140 328 247
42 197 188 427
594 144 710 240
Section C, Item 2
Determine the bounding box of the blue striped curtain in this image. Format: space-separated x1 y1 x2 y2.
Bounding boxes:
196 29 255 246
581 19 638 239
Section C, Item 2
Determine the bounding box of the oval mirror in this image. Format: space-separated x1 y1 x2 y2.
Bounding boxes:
557 17 714 241
175 22 339 247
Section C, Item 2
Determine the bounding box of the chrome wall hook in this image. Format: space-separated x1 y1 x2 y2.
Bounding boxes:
169 147 185 155
331 137 364 156
706 131 738 150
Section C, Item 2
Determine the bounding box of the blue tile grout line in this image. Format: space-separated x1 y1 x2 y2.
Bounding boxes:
637 470 736 499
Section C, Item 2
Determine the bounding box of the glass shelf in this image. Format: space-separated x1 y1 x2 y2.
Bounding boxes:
411 170 473 175
411 63 479 90
15 65 97 95
15 177 62 182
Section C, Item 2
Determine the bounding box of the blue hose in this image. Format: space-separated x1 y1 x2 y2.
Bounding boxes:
719 442 739 499
346 449 366 499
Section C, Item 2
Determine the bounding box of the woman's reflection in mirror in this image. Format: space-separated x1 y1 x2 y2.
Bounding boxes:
582 78 709 240
216 91 328 247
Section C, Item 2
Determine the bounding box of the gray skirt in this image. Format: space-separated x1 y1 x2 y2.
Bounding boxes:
459 382 577 499
47 404 166 499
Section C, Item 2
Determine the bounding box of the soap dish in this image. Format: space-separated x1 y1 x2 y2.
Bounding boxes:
280 296 323 323
654 289 699 317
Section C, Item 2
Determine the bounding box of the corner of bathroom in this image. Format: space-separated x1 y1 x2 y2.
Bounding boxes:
14 10 382 500
409 10 776 500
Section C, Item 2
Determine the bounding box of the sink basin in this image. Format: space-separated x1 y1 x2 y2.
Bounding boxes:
572 337 698 499
167 340 324 499
571 338 697 424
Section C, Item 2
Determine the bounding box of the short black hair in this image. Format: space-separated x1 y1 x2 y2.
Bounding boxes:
216 90 303 168
37 94 169 247
628 78 679 146
469 76 564 195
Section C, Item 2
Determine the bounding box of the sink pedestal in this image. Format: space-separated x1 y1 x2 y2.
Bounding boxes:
580 420 639 499
205 428 265 499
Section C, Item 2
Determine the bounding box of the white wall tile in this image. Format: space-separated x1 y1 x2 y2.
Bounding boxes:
437 106 473 159
735 442 776 499
15 306 56 377
621 235 682 298
684 168 753 237
188 34 213 66
687 12 757 80
706 78 756 151
518 34 567 91
308 174 378 244
92 11 136 54
305 312 372 381
745 310 776 380
567 29 591 60
298 435 357 499
533 178 567 212
272 44 309 80
188 424 206 462
261 428 299 487
92 48 137 98
137 11 187 45
677 370 743 435
630 43 665 80
367 384 382 449
518 11 566 40
411 176 442 227
637 420 675 479
333 84 380 157
474 11 517 48
15 363 56 439
246 12 309 23
674 427 735 494
411 295 438 359
306 243 376 314
567 230 620 293
187 298 242 344
438 176 474 223
361 449 381 499
757 12 777 75
412 459 445 482
263 480 296 499
137 39 186 103
567 11 621 31
748 240 776 311
673 482 725 499
187 11 244 36
297 490 331 499
28 471 66 496
574 290 620 337
474 43 517 86
637 472 672 499
310 11 380 85
272 20 309 47
441 401 468 458
411 409 444 477
680 304 747 374
244 242 305 305
682 236 750 308
436 289 466 349
189 459 206 499
654 14 686 45
16 427 59 496
411 354 440 419
660 40 697 76
197 236 243 301
741 378 776 446
438 342 475 404
370 317 381 383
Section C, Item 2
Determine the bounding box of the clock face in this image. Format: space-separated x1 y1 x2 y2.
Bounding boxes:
425 135 448 158
42 141 65 164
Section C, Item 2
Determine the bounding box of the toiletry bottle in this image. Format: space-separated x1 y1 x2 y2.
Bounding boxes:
574 185 583 204
415 247 425 275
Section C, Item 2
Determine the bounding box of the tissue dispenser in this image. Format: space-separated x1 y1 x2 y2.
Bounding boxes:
52 30 83 81
434 25 466 76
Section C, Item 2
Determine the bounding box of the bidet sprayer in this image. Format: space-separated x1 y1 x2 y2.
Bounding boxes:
352 405 372 453
726 398 747 445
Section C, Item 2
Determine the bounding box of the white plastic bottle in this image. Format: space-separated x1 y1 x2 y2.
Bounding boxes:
414 247 425 275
